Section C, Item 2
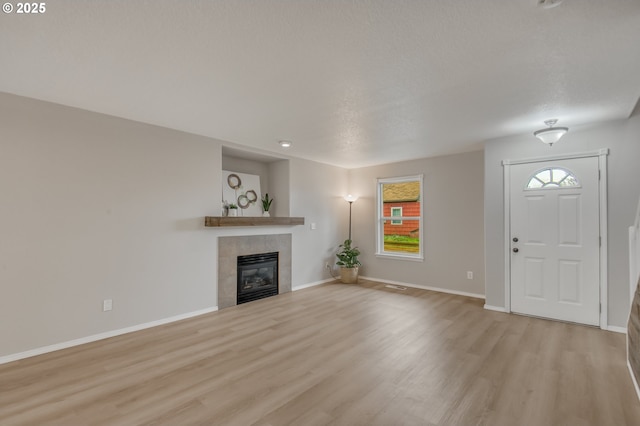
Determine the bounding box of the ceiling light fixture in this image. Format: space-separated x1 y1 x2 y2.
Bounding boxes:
533 119 568 146
538 0 564 9
279 140 292 148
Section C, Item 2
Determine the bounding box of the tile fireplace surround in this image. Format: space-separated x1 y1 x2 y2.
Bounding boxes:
218 234 292 309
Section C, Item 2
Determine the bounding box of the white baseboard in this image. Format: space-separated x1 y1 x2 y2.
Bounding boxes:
606 325 627 334
293 278 334 291
629 360 640 402
480 308 627 330
0 306 218 365
484 304 509 313
360 276 485 300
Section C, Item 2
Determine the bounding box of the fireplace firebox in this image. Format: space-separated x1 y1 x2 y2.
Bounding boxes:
237 252 279 304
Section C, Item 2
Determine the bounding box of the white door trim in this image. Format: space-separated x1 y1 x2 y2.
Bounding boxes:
502 149 609 329
503 148 609 165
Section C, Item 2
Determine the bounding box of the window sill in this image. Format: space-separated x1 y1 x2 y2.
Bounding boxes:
375 253 424 262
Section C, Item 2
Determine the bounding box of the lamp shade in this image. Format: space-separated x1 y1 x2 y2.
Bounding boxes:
533 120 568 146
534 127 568 145
344 194 358 203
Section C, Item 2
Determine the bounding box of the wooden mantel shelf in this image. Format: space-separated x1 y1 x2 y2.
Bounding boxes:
204 216 305 227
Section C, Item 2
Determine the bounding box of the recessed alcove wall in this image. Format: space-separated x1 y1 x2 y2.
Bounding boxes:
221 146 290 217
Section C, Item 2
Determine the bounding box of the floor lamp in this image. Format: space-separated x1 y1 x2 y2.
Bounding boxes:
344 194 358 241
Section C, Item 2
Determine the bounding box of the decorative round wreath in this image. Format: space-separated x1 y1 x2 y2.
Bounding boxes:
227 174 241 189
245 190 257 203
237 195 250 209
237 190 258 209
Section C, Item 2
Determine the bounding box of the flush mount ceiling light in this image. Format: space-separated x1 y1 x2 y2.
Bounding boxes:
279 140 292 148
533 119 568 146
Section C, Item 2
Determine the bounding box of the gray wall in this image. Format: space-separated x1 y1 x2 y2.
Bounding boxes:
221 156 271 197
290 158 349 285
348 151 485 296
0 93 345 358
484 115 640 327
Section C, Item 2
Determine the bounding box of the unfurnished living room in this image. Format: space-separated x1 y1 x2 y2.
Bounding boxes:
2 1 640 425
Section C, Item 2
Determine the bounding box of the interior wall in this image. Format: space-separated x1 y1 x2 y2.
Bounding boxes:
0 93 345 358
289 158 349 286
348 151 485 296
269 160 290 217
484 115 640 328
0 93 221 357
222 156 271 198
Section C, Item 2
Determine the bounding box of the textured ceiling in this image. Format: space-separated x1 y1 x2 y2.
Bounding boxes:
1 0 639 168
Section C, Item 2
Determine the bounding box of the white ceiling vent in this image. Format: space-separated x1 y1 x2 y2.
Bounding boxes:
538 0 564 9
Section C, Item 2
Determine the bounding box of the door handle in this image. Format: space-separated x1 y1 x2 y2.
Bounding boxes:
513 248 519 253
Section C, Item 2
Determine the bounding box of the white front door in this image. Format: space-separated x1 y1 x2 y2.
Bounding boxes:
509 156 600 325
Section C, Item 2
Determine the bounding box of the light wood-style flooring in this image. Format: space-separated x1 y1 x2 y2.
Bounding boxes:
1 280 639 425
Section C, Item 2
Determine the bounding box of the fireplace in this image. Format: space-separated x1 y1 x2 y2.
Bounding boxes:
218 234 291 309
237 252 279 304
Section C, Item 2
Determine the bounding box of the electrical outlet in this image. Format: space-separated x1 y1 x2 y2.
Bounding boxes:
103 299 113 312
467 271 473 280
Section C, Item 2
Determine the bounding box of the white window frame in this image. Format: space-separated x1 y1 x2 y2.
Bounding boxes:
376 174 424 261
525 167 581 190
390 206 403 225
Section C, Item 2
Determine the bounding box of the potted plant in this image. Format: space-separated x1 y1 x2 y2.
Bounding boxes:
336 239 361 284
262 193 273 217
228 203 238 216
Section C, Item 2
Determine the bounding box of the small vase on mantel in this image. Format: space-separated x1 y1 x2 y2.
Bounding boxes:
262 211 271 217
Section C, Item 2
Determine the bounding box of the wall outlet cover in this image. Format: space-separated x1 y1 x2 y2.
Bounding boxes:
103 299 113 312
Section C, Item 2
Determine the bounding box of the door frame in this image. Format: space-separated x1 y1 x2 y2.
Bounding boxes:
502 148 609 329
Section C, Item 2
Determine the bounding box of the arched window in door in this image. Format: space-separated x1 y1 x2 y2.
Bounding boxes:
526 167 580 189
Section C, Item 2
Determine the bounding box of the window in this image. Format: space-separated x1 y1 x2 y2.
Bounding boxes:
390 207 403 225
526 167 580 189
377 175 423 259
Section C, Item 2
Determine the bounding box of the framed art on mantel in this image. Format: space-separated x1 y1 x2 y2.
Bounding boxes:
222 170 262 217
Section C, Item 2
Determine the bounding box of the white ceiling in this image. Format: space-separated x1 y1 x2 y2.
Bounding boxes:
1 0 639 168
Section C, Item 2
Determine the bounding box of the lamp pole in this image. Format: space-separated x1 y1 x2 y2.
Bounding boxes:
348 200 353 241
344 194 358 241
